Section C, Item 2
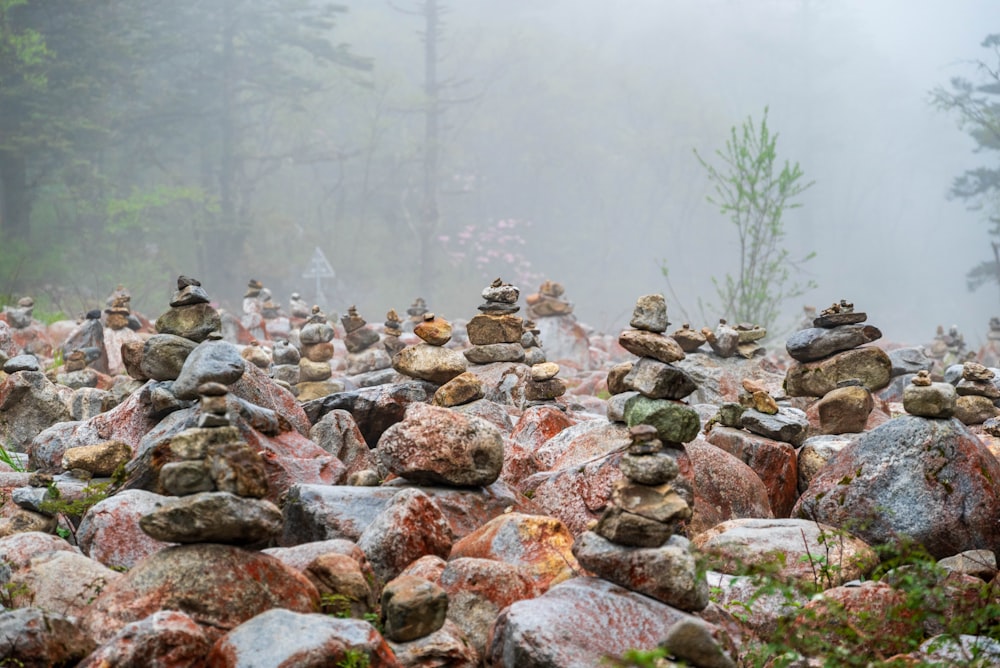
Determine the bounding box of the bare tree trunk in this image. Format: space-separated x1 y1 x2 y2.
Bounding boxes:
0 149 29 241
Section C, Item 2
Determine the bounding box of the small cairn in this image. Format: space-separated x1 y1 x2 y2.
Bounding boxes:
62 310 109 374
139 382 282 546
241 278 267 341
464 278 525 365
670 323 707 353
520 319 546 365
51 349 101 390
342 305 391 376
241 339 272 370
903 370 957 419
288 292 311 320
571 424 708 612
703 319 766 359
103 289 143 375
953 362 1000 425
1 296 53 358
525 361 566 405
296 306 338 400
392 309 467 385
783 300 890 411
405 297 429 332
270 339 301 387
261 299 291 341
524 279 574 319
382 309 406 356
155 275 222 344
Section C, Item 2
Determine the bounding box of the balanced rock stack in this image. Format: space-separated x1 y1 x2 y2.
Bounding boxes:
405 297 429 331
270 339 300 387
139 382 282 546
52 348 102 390
953 362 1000 425
704 320 766 359
295 306 338 401
520 319 546 365
342 305 391 376
464 278 525 365
288 291 311 320
260 299 290 341
1 296 53 357
392 311 467 385
670 323 707 353
571 424 708 612
241 278 267 342
383 309 406 356
154 276 222 345
524 279 574 319
784 301 890 421
240 339 271 370
903 370 957 419
103 290 143 376
525 361 566 405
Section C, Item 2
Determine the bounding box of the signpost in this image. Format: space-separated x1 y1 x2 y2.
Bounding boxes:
302 246 336 308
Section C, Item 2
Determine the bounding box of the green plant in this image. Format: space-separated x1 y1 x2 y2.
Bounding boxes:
674 106 815 331
0 441 26 472
320 592 355 617
336 648 370 668
38 480 111 543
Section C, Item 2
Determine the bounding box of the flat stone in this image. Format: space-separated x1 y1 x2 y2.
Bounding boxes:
433 371 485 407
530 362 559 382
481 283 520 304
619 451 680 485
813 311 867 328
3 354 39 373
618 329 686 364
154 303 221 343
464 343 525 365
784 346 892 397
524 377 566 401
169 285 210 307
785 324 882 363
62 440 132 477
392 343 468 384
740 407 810 446
139 491 282 545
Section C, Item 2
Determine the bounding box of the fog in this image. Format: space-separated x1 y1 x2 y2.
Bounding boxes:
2 0 997 348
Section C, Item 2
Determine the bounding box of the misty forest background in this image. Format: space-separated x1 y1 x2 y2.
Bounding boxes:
0 0 997 345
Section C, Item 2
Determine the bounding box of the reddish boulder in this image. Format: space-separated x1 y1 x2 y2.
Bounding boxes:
684 438 773 536
82 543 320 644
77 610 211 668
77 489 175 569
705 426 798 517
449 512 581 592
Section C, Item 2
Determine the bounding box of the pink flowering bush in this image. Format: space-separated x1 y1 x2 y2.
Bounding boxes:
439 218 543 288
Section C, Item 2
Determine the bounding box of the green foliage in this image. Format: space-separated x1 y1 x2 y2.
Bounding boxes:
688 107 815 330
0 441 26 472
336 649 370 668
932 34 1000 298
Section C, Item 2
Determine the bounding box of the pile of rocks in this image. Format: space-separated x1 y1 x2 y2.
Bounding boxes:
270 340 300 387
670 323 707 353
382 309 406 357
784 300 888 433
464 279 525 365
953 362 1000 425
525 280 574 319
1 296 54 357
139 382 282 546
525 362 566 406
342 305 390 376
520 319 545 365
392 311 467 385
405 297 429 332
296 307 339 401
903 370 957 419
240 340 271 371
62 310 109 375
571 424 708 612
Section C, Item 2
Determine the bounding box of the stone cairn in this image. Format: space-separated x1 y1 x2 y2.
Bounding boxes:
404 297 429 332
977 317 1000 368
154 276 222 345
288 291 311 320
241 278 267 341
383 309 406 357
139 382 282 546
605 295 700 496
903 370 958 420
570 425 708 613
524 279 574 319
702 319 766 359
2 295 54 358
296 306 338 401
392 308 467 386
260 298 291 341
520 319 546 365
51 348 101 390
670 323 707 354
270 339 301 387
952 362 1000 425
103 289 144 376
464 278 526 365
926 324 971 375
62 309 109 375
241 339 272 370
783 300 890 433
342 305 391 376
